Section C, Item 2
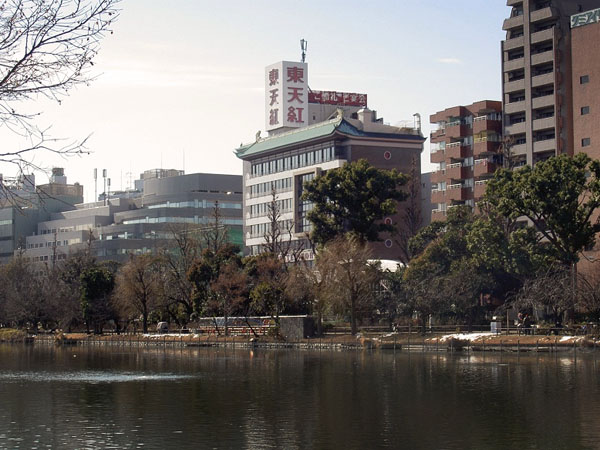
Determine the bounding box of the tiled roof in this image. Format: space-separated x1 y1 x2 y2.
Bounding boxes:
235 116 424 159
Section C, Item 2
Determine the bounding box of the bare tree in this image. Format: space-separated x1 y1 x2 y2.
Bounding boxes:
285 257 333 335
248 253 290 326
114 254 162 333
395 155 422 264
500 136 517 170
204 201 229 253
0 0 119 196
210 260 247 336
318 234 380 335
262 184 305 264
159 223 203 323
514 266 573 325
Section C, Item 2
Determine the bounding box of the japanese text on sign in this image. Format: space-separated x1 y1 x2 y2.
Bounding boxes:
308 90 367 107
265 61 308 131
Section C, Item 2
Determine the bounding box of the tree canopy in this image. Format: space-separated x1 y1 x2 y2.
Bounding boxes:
302 159 408 245
484 153 600 266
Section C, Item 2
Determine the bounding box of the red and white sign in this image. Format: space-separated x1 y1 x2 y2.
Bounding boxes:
265 61 308 132
308 90 367 107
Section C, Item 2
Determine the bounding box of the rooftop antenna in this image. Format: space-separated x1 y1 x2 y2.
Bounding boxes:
102 169 107 205
107 177 111 205
413 113 422 132
93 168 97 203
300 39 307 63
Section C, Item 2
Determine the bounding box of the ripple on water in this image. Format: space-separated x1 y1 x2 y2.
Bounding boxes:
0 371 195 383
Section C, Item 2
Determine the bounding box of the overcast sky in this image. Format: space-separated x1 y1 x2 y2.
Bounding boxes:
6 0 510 202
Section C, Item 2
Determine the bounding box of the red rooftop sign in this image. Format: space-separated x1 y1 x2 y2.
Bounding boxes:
308 90 367 107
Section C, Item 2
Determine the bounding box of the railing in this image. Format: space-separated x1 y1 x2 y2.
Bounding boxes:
446 142 462 148
474 115 500 122
447 162 462 169
447 183 463 190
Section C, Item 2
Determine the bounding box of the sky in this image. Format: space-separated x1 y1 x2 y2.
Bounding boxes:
4 0 510 203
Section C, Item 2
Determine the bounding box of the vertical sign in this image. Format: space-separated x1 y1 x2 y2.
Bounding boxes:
265 61 308 132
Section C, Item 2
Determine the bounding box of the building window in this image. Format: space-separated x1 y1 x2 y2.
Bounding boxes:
582 138 591 147
581 106 590 115
580 75 590 84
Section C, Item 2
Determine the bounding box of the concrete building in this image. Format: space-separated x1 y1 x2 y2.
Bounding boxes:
239 61 426 261
429 101 503 221
571 7 600 270
571 7 600 160
0 168 83 263
22 171 243 264
501 0 600 166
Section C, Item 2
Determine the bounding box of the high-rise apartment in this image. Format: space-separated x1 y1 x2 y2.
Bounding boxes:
430 101 503 221
501 0 600 166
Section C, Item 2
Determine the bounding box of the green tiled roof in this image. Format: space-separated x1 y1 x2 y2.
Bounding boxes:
235 116 342 159
235 116 426 160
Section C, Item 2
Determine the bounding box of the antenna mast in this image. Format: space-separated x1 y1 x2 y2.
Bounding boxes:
300 39 307 63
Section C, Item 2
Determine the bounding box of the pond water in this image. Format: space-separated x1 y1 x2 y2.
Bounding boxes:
1 344 599 449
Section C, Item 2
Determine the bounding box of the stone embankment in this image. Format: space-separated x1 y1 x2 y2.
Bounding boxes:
14 331 595 353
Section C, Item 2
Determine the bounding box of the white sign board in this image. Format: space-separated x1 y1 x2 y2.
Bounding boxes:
265 61 308 132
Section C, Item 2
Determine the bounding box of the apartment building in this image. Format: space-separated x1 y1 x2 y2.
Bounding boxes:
430 101 503 221
501 0 600 166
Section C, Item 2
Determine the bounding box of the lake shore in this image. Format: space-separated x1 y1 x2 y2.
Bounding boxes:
7 330 594 352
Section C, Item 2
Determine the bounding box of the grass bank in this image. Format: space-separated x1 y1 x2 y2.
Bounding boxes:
30 331 600 352
0 328 28 342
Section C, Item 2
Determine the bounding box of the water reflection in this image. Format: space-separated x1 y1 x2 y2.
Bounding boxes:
0 344 599 449
0 371 195 383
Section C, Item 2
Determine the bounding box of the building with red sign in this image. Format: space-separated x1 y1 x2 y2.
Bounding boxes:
265 61 369 136
238 61 425 260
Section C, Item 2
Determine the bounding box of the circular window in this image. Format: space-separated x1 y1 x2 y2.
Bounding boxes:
384 217 393 225
384 151 392 160
385 239 393 248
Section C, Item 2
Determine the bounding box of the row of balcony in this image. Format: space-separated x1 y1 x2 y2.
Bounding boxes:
436 118 502 138
503 49 554 73
430 140 501 164
502 6 557 31
504 93 555 115
430 180 490 222
504 27 555 53
431 185 473 204
432 161 498 183
506 116 554 135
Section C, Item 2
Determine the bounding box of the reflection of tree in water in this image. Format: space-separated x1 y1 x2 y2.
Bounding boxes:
1 346 599 449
